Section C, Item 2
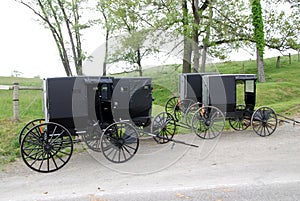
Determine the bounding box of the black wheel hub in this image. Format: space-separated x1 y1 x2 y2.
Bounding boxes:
262 119 267 126
44 143 53 154
116 138 125 148
205 120 211 127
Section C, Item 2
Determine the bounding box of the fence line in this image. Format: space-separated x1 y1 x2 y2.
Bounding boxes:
0 83 42 122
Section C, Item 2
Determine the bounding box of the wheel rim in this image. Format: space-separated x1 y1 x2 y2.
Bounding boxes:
184 102 202 126
165 97 179 118
174 99 195 122
19 118 45 146
251 106 278 136
152 112 176 144
83 124 103 152
192 106 225 139
229 105 250 131
101 122 139 163
229 117 250 131
20 122 73 173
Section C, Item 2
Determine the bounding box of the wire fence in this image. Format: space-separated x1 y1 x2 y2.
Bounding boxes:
0 83 42 122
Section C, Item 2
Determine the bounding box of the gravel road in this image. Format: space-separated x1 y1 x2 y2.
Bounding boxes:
1 118 300 201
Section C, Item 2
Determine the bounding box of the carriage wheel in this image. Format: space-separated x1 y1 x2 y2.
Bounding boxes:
229 105 251 131
19 118 45 145
229 117 251 131
251 106 278 137
20 122 73 173
152 112 176 144
174 99 195 122
101 122 139 163
165 96 179 120
82 123 103 152
184 102 202 126
191 106 225 139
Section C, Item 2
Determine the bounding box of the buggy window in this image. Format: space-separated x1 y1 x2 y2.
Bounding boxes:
101 84 109 100
245 80 255 93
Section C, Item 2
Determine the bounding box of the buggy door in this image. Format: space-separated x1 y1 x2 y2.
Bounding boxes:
96 82 114 126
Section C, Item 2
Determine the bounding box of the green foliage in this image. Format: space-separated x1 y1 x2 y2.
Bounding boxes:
251 0 265 58
264 0 300 52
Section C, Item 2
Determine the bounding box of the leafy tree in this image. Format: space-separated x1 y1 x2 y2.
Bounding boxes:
96 0 115 76
98 0 159 76
17 0 90 76
251 0 266 82
264 0 300 53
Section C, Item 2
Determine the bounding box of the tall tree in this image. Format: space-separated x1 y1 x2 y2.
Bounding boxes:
17 0 89 76
182 0 193 73
191 0 201 72
100 0 159 76
97 0 115 76
251 0 266 82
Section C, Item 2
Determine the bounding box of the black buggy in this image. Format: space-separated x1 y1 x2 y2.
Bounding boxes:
19 76 189 173
165 73 299 139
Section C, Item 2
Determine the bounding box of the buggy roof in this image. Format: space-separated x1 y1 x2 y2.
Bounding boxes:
203 74 257 81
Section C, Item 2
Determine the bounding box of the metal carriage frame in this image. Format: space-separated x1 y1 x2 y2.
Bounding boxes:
19 76 198 173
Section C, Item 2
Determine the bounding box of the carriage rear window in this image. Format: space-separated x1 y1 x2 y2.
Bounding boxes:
101 85 108 99
245 80 255 93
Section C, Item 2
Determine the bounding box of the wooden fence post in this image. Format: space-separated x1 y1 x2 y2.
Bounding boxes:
13 83 19 122
289 53 291 64
276 56 281 68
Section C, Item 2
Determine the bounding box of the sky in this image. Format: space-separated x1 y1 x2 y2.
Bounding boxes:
0 0 294 79
0 0 103 78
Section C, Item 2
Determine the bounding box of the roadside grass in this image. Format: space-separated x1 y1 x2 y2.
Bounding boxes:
0 54 299 166
0 77 43 167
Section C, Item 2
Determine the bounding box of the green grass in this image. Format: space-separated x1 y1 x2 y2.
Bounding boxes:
0 54 299 167
216 55 300 114
0 77 43 167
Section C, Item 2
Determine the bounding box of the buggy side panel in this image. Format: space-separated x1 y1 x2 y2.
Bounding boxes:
112 77 152 127
46 77 78 130
46 76 108 131
203 75 236 116
179 73 215 103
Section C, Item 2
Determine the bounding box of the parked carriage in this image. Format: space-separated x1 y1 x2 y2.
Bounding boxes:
19 73 299 173
19 76 198 173
165 73 299 139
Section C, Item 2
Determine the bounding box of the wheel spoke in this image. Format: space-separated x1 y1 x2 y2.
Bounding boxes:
21 122 73 173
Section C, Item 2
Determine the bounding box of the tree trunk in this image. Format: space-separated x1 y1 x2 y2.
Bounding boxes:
182 38 192 73
137 47 142 77
257 48 266 82
200 45 207 73
193 31 200 73
103 30 109 76
200 4 212 73
192 0 200 73
182 0 192 73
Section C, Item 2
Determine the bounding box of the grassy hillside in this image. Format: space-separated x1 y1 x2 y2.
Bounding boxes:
114 55 300 114
0 55 299 166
